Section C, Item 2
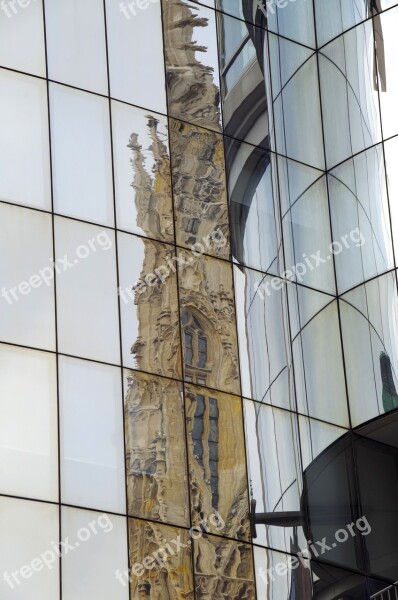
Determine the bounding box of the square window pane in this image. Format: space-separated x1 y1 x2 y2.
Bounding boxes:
50 84 114 226
169 119 230 259
111 101 174 242
45 0 108 94
62 507 128 600
162 0 222 131
0 497 59 600
245 400 307 555
0 0 45 76
60 356 125 513
124 370 189 526
0 69 51 210
194 534 255 597
55 218 120 364
0 344 58 501
105 0 166 112
0 204 55 350
185 384 249 540
178 251 240 395
118 232 181 378
128 518 194 597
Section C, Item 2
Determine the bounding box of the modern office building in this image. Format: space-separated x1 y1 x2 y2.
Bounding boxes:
1 0 398 598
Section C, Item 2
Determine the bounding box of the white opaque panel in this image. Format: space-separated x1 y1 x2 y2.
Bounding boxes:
105 0 166 112
55 218 120 364
59 356 126 513
50 84 114 226
62 507 128 600
0 497 59 600
45 0 108 94
0 0 45 76
0 344 58 501
0 69 51 210
0 204 55 350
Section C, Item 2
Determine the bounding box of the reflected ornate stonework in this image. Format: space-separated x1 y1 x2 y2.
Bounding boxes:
169 119 230 259
162 0 221 131
127 115 174 243
125 371 189 526
130 238 181 380
185 384 250 540
178 250 240 395
129 519 194 599
194 535 256 599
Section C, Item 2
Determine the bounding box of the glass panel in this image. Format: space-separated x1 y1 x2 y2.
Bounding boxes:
266 0 316 47
178 251 240 395
111 101 174 242
384 136 398 264
124 370 189 527
45 0 108 94
319 23 382 169
278 155 324 218
0 0 45 76
282 175 336 295
0 344 57 501
162 0 222 132
194 534 255 597
299 416 348 470
50 84 114 226
268 32 314 102
105 0 166 112
329 145 393 294
293 301 349 427
62 507 128 600
55 218 119 364
254 546 313 598
118 232 181 378
0 204 55 350
128 518 194 598
169 119 230 259
59 356 126 513
272 55 324 169
311 562 367 599
226 139 277 274
315 0 368 47
0 497 59 599
0 69 50 210
245 400 307 555
287 283 334 341
340 273 398 427
234 266 295 410
379 6 398 139
185 384 249 540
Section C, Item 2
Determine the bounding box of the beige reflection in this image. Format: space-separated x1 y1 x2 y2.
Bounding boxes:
177 250 240 395
125 371 189 527
169 119 230 259
162 0 222 132
194 534 255 599
185 384 249 540
129 519 194 599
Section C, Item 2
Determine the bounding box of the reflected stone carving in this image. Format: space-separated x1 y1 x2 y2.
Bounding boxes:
185 384 250 540
169 119 230 259
130 239 181 379
128 115 174 242
162 0 222 131
194 534 255 599
178 250 240 395
125 371 189 526
129 519 194 599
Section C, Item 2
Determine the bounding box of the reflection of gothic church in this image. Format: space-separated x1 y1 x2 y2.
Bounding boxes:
123 1 255 597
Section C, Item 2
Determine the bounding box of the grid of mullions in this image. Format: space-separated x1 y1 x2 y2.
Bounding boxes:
2 0 398 598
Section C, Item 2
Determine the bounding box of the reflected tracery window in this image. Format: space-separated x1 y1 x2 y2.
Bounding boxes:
182 310 209 385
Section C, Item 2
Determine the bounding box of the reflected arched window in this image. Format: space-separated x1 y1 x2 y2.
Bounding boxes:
182 310 209 385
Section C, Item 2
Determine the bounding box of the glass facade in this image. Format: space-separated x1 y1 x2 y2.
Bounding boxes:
1 0 398 599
